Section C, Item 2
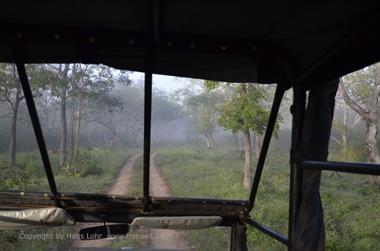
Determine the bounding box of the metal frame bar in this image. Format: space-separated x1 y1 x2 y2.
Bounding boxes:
143 70 152 211
248 84 285 211
15 62 61 207
0 191 247 221
288 86 306 251
301 161 380 175
143 0 156 211
230 221 248 251
244 218 288 246
11 62 380 250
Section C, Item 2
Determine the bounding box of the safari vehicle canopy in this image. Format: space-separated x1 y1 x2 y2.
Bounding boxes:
0 1 379 251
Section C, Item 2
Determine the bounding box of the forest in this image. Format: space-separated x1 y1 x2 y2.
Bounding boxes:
0 62 379 250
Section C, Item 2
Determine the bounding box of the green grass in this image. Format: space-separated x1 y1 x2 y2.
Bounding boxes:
0 148 140 193
155 146 380 251
0 148 139 251
127 156 143 197
155 147 248 200
2 145 379 250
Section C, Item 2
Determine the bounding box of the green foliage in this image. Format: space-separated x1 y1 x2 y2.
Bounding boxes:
0 64 50 96
123 154 143 197
184 90 221 136
155 147 247 199
342 64 378 110
0 152 45 191
0 148 138 251
54 148 138 193
155 146 380 251
152 88 181 122
61 150 103 177
0 148 137 193
203 80 220 90
218 83 271 134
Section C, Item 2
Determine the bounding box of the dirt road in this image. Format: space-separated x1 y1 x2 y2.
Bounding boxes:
149 152 191 250
71 152 141 249
72 151 190 250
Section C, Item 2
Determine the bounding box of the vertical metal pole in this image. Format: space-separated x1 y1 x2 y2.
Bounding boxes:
288 86 306 251
16 62 61 207
230 222 248 251
143 71 152 211
143 0 155 211
248 84 285 211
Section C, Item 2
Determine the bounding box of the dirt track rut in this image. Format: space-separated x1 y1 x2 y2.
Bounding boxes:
71 152 141 249
72 151 190 249
149 152 190 250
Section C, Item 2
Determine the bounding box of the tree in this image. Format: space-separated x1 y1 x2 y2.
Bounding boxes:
69 64 121 161
332 89 361 159
183 88 221 148
340 63 380 184
203 81 276 190
0 64 49 166
45 64 71 167
217 83 273 189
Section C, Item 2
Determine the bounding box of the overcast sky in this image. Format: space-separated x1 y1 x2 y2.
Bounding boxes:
130 72 185 93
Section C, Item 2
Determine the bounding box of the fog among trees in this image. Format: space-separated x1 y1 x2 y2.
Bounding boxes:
1 62 380 250
1 63 380 187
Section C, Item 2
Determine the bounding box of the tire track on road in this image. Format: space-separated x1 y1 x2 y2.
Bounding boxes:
149 152 191 250
71 152 142 249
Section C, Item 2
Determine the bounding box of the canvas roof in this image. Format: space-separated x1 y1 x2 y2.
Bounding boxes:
0 1 379 85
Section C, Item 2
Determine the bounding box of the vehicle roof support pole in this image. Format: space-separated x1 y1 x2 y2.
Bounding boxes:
248 84 285 211
230 221 248 251
143 0 157 211
288 85 306 251
15 62 61 207
143 70 152 211
292 79 339 251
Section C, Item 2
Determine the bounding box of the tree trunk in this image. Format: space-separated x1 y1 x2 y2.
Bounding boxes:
233 132 240 152
73 98 82 162
255 134 262 160
208 132 214 148
243 130 252 190
9 90 20 166
339 64 380 185
69 104 75 162
365 119 380 184
204 132 211 148
59 85 67 167
365 120 380 162
342 101 348 159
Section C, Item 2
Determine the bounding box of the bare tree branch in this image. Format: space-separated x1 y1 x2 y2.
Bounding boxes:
330 136 342 145
350 114 361 129
339 80 368 119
